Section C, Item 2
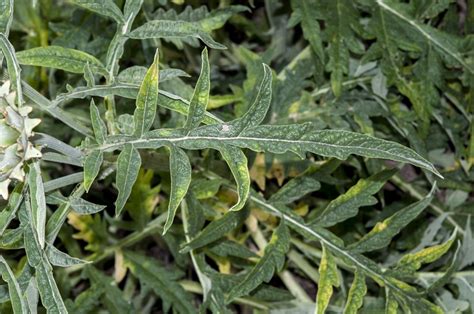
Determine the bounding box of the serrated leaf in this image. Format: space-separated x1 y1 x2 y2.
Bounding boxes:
124 251 195 314
115 144 141 216
0 256 28 314
312 169 397 227
83 149 103 192
218 145 250 211
349 183 436 253
128 20 226 49
90 100 107 144
133 49 159 137
180 207 249 253
28 161 46 249
46 243 90 267
70 0 125 24
226 220 290 302
184 48 210 130
16 46 107 75
394 230 457 276
343 270 366 314
164 145 191 234
316 244 340 314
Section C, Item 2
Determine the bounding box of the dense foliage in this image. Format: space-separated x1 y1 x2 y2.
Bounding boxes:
0 0 473 313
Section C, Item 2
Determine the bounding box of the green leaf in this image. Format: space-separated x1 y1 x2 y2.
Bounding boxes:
321 0 363 97
128 20 227 49
226 220 290 302
164 145 191 234
0 0 13 36
70 197 106 214
83 149 103 192
312 169 397 227
124 251 195 314
316 244 340 314
70 0 125 24
65 283 104 314
45 243 90 267
20 208 68 313
349 183 436 253
184 48 210 130
0 184 24 236
343 270 366 314
228 64 272 134
394 230 457 276
376 0 473 74
0 256 28 314
115 144 141 216
90 100 107 144
133 49 159 137
218 145 250 212
28 161 46 249
16 46 107 75
85 266 132 314
289 0 324 63
116 125 441 178
180 207 249 253
0 34 23 105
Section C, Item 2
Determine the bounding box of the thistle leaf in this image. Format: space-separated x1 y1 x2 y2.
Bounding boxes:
70 0 125 24
90 100 107 145
349 183 436 253
184 48 210 131
164 145 192 234
180 207 249 253
128 20 226 49
83 149 103 192
124 251 195 314
115 144 141 216
226 220 290 302
20 208 68 313
0 256 28 314
28 161 46 249
316 244 340 314
0 0 13 36
218 145 250 211
312 169 397 227
16 46 107 75
45 243 90 267
133 49 159 137
394 230 457 276
343 270 367 314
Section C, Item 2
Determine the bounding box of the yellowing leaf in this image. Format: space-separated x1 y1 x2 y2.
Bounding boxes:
316 244 340 314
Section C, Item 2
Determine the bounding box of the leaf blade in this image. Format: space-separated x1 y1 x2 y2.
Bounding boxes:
115 144 141 216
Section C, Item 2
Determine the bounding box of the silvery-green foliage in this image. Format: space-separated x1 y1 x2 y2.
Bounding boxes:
0 0 471 313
